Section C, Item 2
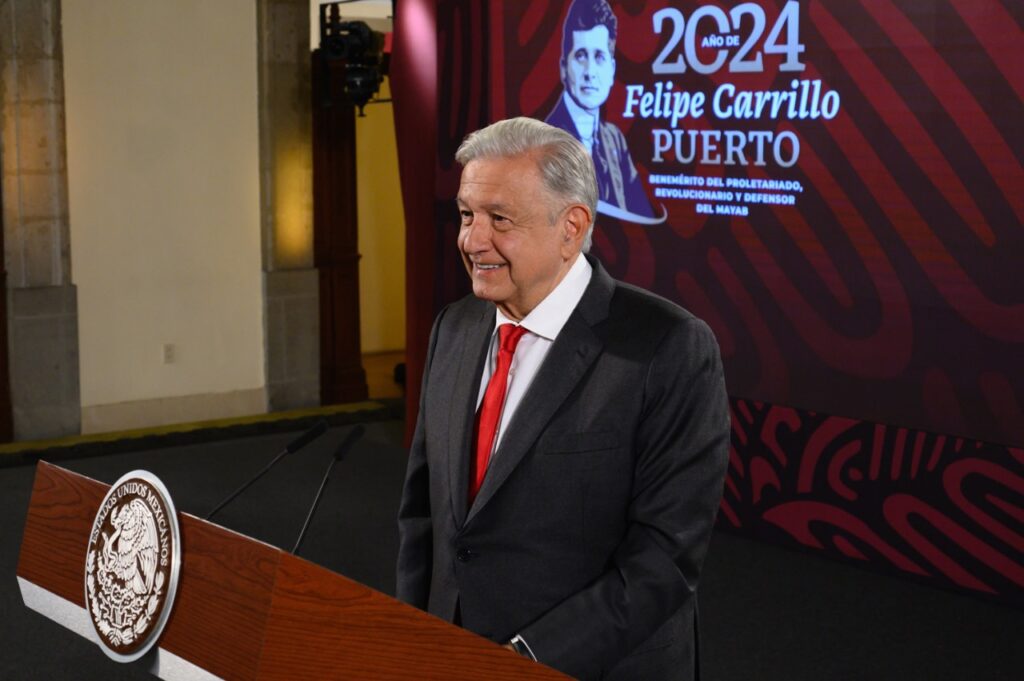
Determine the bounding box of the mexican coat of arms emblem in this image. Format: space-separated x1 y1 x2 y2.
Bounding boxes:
84 470 181 662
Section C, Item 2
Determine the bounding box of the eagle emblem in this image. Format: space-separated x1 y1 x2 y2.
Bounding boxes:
102 498 159 595
84 471 181 663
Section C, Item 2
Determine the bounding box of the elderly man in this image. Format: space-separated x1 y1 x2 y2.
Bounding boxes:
397 117 728 680
545 0 657 221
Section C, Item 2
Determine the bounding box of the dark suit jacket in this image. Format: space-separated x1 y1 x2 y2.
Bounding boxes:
545 97 656 218
397 257 729 680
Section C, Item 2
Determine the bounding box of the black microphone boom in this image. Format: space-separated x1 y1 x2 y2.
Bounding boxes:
283 420 331 454
292 424 366 555
205 419 329 521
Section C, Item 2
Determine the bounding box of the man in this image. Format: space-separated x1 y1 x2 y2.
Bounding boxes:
545 0 658 221
397 117 729 680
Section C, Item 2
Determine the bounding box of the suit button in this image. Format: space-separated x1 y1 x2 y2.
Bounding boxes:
456 547 474 562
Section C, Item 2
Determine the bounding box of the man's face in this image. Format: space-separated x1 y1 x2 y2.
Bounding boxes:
457 154 582 321
561 25 615 112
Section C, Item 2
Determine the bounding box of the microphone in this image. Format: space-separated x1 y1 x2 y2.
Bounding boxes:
292 424 366 555
205 420 329 521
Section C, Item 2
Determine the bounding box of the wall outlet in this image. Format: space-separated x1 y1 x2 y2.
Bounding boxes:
162 343 176 364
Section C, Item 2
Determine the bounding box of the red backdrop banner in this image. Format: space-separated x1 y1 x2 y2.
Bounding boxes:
405 0 1024 605
492 0 1024 448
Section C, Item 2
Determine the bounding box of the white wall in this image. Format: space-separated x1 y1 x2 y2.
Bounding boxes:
63 0 265 431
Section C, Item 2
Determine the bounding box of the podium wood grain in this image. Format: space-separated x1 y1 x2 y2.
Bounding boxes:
17 462 569 680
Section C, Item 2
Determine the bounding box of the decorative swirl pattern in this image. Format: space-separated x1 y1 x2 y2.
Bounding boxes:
724 398 1023 606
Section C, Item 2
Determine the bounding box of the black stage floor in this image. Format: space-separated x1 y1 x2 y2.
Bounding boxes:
2 420 1020 679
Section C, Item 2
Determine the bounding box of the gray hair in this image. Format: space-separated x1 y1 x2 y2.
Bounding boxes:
455 117 597 252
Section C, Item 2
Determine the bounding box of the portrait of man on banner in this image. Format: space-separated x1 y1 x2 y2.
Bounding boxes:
544 0 665 225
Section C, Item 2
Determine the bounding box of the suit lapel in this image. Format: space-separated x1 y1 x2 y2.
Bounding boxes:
466 257 615 524
447 303 494 526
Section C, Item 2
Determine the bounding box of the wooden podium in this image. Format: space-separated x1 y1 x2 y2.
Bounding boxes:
17 462 568 680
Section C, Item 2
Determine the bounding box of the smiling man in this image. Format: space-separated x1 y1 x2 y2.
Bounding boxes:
397 117 729 680
457 151 585 320
545 0 657 221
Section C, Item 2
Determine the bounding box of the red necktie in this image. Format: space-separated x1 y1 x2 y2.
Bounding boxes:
469 323 529 504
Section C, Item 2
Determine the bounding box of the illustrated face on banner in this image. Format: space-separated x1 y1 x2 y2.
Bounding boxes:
561 25 615 112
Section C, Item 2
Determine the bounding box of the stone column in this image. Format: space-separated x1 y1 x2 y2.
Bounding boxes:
0 0 80 439
258 0 319 410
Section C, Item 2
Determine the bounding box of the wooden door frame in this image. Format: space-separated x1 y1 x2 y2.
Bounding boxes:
0 166 14 441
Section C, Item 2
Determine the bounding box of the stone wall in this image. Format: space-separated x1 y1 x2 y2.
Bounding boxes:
259 0 319 410
0 0 79 439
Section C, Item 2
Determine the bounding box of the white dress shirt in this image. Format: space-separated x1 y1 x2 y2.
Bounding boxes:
475 255 593 457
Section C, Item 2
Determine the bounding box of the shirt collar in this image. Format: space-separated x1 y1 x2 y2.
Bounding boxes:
494 255 593 341
563 91 599 139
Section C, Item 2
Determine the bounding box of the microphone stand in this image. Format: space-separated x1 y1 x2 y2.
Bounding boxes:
206 420 328 521
292 424 365 555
